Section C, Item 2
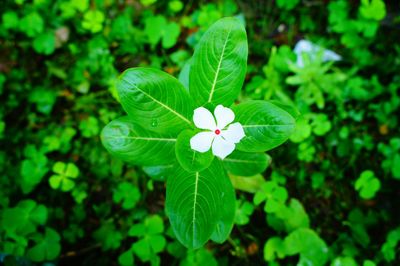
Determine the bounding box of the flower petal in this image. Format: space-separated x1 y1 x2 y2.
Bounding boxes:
214 105 234 129
193 107 216 130
190 132 215 153
212 136 235 159
222 122 245 144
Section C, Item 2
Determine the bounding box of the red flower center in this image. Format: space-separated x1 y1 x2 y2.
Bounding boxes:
215 129 221 135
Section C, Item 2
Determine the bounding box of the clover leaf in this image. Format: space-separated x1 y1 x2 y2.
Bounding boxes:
20 145 49 194
101 17 296 249
49 161 79 192
82 10 104 33
1 200 47 236
112 182 141 209
93 223 123 251
26 228 61 262
359 0 386 21
128 215 166 262
234 200 255 225
33 31 56 55
355 170 381 199
254 181 288 213
19 12 44 37
144 15 180 49
284 228 328 266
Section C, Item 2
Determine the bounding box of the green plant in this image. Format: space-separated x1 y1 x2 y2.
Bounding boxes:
101 17 295 249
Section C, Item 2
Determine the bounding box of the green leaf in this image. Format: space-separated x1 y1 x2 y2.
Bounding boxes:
284 228 328 266
19 12 44 37
210 165 236 243
82 10 104 33
276 199 310 232
113 182 141 209
175 129 214 172
229 173 265 193
117 68 194 135
234 200 254 225
93 223 123 251
118 250 134 266
33 31 56 55
233 100 295 152
264 237 286 261
254 181 288 213
189 17 248 106
144 15 181 49
2 11 19 30
392 153 400 178
101 116 176 166
223 150 270 176
27 228 61 262
1 200 47 235
181 248 218 266
166 161 234 249
355 170 381 199
359 0 386 21
143 164 174 181
129 215 166 261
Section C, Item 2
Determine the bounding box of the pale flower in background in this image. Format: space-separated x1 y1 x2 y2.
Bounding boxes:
294 40 342 68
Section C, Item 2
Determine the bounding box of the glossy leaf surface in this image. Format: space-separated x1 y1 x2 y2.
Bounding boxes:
224 150 270 176
175 129 214 172
233 101 296 152
117 68 194 135
190 17 248 106
101 116 176 166
166 161 234 249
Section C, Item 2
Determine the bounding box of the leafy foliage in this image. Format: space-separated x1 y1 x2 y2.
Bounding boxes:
1 0 399 265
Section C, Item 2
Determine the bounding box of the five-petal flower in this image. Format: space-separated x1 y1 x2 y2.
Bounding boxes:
190 105 245 159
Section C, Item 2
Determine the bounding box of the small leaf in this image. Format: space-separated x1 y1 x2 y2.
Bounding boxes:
27 228 61 262
118 250 134 266
233 100 295 152
175 129 214 172
33 31 56 55
355 170 381 199
113 182 141 209
190 17 248 106
101 116 176 166
284 228 328 266
223 150 270 176
234 200 254 225
264 237 286 261
117 68 194 135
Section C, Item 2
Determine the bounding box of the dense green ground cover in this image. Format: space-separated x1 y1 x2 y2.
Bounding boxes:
1 0 400 265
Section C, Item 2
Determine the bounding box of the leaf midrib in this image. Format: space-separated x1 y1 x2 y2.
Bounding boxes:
104 136 177 142
192 171 199 247
242 124 294 128
224 158 265 164
123 79 192 126
207 26 233 103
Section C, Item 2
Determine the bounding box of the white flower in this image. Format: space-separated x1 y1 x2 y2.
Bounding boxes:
190 105 245 159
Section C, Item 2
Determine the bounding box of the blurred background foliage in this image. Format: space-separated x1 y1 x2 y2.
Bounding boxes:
0 0 400 265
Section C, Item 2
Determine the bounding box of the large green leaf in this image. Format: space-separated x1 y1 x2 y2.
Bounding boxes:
223 150 270 176
210 166 236 243
175 129 214 172
101 116 176 166
189 17 248 106
233 101 295 152
117 68 194 135
166 161 233 249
